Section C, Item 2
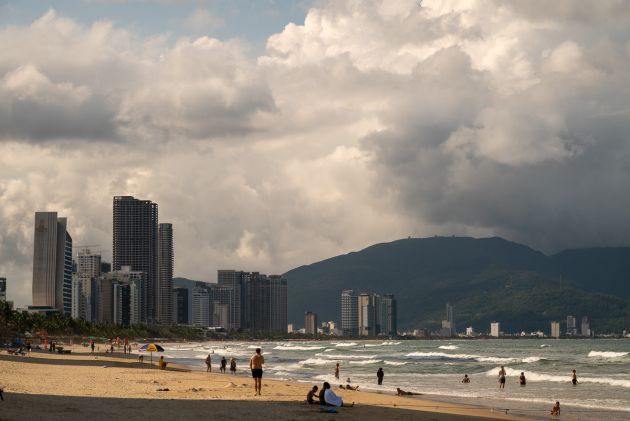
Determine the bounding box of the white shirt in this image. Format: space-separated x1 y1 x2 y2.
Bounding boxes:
324 389 343 407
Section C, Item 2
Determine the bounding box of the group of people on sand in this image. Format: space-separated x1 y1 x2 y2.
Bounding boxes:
205 353 237 375
306 383 354 407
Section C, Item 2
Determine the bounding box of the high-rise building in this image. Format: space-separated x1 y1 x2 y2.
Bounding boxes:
73 249 102 321
490 321 501 337
341 289 358 336
358 293 375 336
378 294 397 336
566 315 577 335
157 223 173 324
192 285 210 327
268 275 288 332
466 326 474 337
217 270 243 329
173 287 189 325
113 196 158 324
305 311 318 335
96 266 144 325
0 277 6 302
440 303 455 336
212 303 230 328
550 321 560 338
208 284 236 328
32 212 73 315
581 316 591 337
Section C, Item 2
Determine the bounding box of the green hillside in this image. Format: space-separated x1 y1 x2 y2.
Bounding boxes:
283 237 630 333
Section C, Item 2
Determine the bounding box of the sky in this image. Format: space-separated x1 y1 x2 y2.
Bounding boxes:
1 0 630 307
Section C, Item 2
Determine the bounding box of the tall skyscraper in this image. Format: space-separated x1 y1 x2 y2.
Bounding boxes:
379 294 397 336
304 311 318 335
490 321 501 337
32 212 73 315
440 303 455 336
217 270 243 329
550 321 560 338
191 285 210 327
581 316 591 337
173 287 189 325
268 275 288 332
158 223 173 324
0 277 6 302
113 196 158 324
73 249 102 321
566 315 577 335
341 289 358 336
358 293 375 336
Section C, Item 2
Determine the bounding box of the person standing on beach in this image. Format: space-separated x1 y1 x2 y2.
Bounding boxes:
498 366 506 389
335 363 340 379
571 369 578 386
90 341 95 353
377 368 384 385
230 357 237 375
250 348 265 396
519 372 526 387
220 356 227 373
205 354 212 372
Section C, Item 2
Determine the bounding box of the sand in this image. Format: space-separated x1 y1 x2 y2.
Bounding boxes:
0 347 530 421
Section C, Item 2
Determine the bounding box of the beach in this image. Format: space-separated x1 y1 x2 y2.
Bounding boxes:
0 347 526 421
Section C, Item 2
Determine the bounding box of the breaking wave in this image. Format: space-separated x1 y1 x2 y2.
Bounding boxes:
273 345 326 351
406 352 543 364
349 359 382 365
334 342 357 347
485 367 630 388
588 351 629 359
438 345 459 350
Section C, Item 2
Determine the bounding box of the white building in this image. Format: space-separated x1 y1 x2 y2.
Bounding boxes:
466 326 474 337
550 321 561 338
192 286 210 327
490 321 501 337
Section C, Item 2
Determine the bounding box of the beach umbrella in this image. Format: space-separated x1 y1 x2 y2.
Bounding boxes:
139 343 164 363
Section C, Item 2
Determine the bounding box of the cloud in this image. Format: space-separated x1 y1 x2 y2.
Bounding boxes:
2 1 630 307
182 8 224 35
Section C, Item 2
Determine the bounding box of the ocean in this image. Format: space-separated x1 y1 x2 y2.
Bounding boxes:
154 338 630 420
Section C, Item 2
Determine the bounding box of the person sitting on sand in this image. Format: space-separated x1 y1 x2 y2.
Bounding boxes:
323 382 352 407
519 372 526 387
461 374 470 383
551 401 560 416
306 385 319 404
158 356 168 370
396 388 421 396
318 383 327 405
138 355 144 363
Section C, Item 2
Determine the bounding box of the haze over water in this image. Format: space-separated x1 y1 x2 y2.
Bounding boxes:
156 339 630 421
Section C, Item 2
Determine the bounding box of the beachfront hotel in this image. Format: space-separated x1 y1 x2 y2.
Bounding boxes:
31 212 73 315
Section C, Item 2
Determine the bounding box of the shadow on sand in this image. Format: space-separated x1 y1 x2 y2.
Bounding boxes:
0 392 505 421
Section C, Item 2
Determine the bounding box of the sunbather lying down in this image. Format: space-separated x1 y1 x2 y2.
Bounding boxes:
397 387 422 396
339 384 359 390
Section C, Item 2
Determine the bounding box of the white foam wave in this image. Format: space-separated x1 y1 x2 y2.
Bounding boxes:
438 345 459 350
299 358 338 366
315 353 377 360
540 344 551 348
406 352 512 363
521 356 543 363
333 342 357 347
364 341 401 347
384 360 407 366
588 351 629 358
349 359 382 365
323 348 333 352
273 345 326 351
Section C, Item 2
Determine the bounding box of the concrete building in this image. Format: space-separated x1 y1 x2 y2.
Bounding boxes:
32 212 73 315
378 294 397 336
173 287 189 325
581 316 591 337
304 311 318 335
490 321 501 337
566 315 577 335
217 270 244 329
73 249 102 321
212 302 229 328
157 223 173 324
208 284 236 329
466 326 474 337
341 289 358 336
440 303 456 336
113 196 158 324
358 293 376 336
268 275 288 332
192 285 210 327
96 266 144 325
0 277 6 302
550 321 561 338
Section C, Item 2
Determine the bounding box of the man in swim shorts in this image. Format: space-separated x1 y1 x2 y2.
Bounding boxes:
250 348 265 396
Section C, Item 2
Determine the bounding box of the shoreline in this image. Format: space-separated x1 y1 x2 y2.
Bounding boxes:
1 347 528 421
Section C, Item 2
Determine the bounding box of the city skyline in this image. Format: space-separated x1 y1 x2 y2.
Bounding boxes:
3 1 630 309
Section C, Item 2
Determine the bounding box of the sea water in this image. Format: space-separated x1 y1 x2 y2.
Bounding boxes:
156 339 630 420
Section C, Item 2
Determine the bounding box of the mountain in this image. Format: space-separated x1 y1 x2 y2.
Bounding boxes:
283 237 630 333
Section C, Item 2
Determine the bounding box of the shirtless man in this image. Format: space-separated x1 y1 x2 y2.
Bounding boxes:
250 348 265 396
